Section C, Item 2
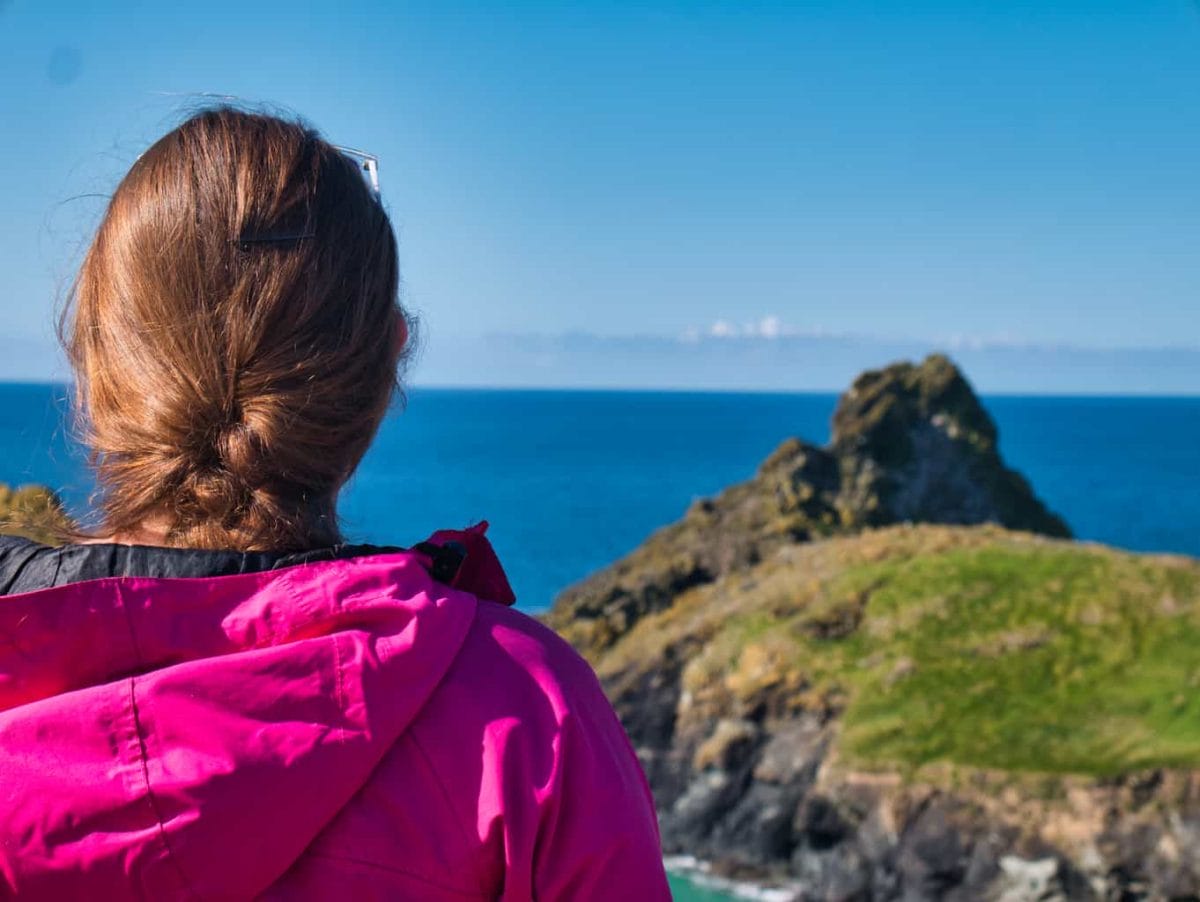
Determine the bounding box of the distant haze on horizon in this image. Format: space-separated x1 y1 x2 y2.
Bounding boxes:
410 332 1200 396
2 1 1199 393
8 333 1196 396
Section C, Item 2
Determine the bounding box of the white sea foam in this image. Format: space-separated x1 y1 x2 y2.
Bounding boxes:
665 856 804 901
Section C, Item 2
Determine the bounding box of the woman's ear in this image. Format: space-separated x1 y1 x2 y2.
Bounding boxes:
392 308 409 356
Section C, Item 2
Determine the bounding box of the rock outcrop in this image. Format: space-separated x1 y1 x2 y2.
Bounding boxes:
830 355 1068 537
545 355 1068 650
545 357 1200 900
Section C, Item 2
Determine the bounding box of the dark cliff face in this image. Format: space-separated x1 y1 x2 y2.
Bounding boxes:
544 354 1069 649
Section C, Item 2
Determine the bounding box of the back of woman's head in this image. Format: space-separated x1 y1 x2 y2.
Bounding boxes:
64 106 409 551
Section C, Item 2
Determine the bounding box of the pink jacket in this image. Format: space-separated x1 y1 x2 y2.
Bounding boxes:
0 525 670 900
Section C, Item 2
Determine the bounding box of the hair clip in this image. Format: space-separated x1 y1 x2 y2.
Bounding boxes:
231 227 316 250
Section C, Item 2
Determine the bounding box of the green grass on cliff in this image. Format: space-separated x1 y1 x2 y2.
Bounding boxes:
586 525 1200 780
833 541 1200 776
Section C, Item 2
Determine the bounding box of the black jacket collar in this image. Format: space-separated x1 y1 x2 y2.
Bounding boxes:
0 535 402 596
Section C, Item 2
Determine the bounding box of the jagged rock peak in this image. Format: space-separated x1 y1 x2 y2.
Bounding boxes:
832 353 998 459
830 354 1070 536
545 355 1069 648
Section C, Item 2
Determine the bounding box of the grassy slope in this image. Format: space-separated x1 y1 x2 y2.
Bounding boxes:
837 541 1200 776
586 525 1200 780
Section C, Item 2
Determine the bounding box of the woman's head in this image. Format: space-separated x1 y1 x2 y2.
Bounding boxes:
64 106 410 551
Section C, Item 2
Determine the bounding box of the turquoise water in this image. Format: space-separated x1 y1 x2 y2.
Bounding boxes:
668 872 742 900
1 385 1197 900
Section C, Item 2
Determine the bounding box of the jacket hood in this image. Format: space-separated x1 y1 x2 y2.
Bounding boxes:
0 525 512 899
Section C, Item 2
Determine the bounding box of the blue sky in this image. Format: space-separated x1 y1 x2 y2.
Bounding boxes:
2 1 1199 391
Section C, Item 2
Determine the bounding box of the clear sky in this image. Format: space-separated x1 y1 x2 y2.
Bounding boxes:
2 1 1199 391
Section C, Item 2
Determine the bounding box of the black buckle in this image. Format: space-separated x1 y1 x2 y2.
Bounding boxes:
413 541 467 585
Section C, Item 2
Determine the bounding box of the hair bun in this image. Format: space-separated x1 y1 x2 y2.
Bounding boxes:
215 415 263 482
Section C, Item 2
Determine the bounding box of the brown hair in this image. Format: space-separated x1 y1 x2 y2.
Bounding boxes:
62 106 411 551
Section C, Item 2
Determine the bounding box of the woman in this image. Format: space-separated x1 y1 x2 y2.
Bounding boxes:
0 107 671 900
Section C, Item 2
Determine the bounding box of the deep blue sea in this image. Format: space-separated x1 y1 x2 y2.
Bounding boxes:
1 384 1197 899
9 385 1196 611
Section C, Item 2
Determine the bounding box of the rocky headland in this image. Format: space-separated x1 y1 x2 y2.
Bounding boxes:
0 483 70 545
546 355 1200 900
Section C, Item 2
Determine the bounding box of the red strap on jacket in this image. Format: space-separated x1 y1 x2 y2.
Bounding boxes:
413 521 516 606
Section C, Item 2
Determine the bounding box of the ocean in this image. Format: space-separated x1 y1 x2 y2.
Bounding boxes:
1 384 1197 900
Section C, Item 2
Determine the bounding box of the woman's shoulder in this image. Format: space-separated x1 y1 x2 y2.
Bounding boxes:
440 599 605 712
410 595 655 819
401 598 668 899
409 596 631 760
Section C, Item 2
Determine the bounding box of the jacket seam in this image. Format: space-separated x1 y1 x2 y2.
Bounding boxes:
331 634 346 745
127 676 202 901
409 728 493 899
117 582 200 902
